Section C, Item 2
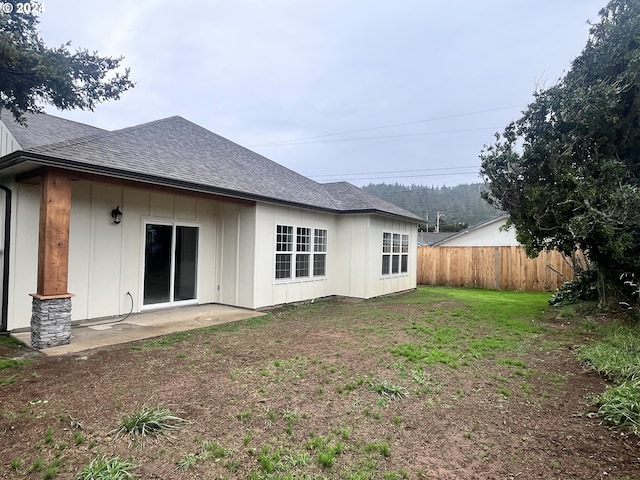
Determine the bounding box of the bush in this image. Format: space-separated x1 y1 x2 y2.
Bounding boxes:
549 269 598 306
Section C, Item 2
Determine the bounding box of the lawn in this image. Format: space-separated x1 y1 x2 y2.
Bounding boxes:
1 286 638 479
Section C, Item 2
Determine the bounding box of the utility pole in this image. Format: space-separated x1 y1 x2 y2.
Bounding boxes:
436 212 444 233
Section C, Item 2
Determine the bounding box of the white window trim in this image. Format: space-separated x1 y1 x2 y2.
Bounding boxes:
274 224 328 282
381 231 410 278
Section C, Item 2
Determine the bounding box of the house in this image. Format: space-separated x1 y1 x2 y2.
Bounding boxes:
0 112 421 348
430 214 518 247
417 231 456 246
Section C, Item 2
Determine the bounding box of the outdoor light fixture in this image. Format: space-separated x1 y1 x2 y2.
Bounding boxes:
111 206 123 224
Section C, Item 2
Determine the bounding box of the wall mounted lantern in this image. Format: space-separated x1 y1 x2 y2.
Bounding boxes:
111 206 123 224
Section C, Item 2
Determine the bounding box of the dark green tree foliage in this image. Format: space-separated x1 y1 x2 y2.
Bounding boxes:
363 182 502 230
480 0 640 304
0 1 133 123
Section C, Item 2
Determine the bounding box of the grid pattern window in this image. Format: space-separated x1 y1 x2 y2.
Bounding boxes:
313 229 327 276
382 231 409 276
296 227 311 277
391 234 401 273
381 233 390 275
275 225 293 279
276 225 293 252
401 234 409 273
276 225 328 280
382 233 391 253
297 227 311 252
275 254 291 279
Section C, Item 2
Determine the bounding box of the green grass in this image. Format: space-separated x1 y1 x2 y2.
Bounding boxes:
0 374 17 385
0 356 28 385
387 288 548 371
176 453 197 471
0 334 25 350
369 379 408 400
364 441 391 457
576 325 640 434
576 329 640 380
593 380 640 434
76 455 137 479
0 358 21 371
110 405 187 444
10 458 21 470
135 331 192 349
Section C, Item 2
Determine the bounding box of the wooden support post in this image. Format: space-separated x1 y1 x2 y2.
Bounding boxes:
30 169 74 348
36 169 71 296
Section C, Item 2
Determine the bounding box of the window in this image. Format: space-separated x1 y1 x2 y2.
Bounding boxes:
314 229 327 276
276 225 327 280
392 234 401 273
382 231 410 276
276 225 293 279
296 227 311 277
382 232 391 275
401 234 409 273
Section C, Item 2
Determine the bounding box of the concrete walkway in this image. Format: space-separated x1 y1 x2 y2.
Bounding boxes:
12 304 265 356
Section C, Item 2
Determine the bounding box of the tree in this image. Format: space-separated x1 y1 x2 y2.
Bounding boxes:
0 1 133 124
480 0 640 306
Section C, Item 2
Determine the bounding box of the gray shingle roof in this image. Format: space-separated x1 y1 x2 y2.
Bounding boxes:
1 110 106 149
1 113 421 221
321 182 421 220
24 116 342 209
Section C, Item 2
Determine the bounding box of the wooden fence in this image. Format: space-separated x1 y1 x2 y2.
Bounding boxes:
417 246 576 291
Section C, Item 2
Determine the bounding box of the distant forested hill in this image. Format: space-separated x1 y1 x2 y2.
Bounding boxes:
363 183 503 231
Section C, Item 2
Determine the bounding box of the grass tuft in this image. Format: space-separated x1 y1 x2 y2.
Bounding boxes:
76 455 137 479
176 453 197 471
110 405 187 444
369 379 408 400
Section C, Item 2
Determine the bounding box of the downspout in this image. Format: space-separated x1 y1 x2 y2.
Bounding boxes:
0 185 10 332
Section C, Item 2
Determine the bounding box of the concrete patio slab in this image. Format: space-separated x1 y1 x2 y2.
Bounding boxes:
12 304 265 356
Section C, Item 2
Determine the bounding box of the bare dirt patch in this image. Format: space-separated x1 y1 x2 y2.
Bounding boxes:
1 291 639 479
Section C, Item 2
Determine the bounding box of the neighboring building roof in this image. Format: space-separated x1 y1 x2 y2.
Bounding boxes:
0 110 106 149
431 213 514 246
417 231 456 246
0 113 421 221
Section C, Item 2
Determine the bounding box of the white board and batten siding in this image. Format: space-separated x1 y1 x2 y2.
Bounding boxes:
253 203 336 309
6 182 419 330
0 121 21 157
253 204 418 309
7 181 237 330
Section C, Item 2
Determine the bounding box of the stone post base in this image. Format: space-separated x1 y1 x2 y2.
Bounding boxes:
30 294 73 349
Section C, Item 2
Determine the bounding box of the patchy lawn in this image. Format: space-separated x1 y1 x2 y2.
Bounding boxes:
1 287 639 479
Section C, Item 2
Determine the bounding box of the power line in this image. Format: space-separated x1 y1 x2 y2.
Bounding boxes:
327 170 480 182
248 105 522 147
254 127 499 147
310 165 479 179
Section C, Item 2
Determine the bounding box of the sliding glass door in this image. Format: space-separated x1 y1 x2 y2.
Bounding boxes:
144 223 199 306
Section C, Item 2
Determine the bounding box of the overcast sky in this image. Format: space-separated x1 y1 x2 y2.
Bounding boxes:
35 0 605 187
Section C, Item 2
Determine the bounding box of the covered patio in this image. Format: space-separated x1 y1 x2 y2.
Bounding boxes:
12 303 265 356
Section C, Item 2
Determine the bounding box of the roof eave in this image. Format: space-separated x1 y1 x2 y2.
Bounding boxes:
338 208 422 223
2 152 414 217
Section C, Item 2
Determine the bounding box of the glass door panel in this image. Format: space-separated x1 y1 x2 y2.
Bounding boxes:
143 223 199 307
174 226 198 301
143 224 173 305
